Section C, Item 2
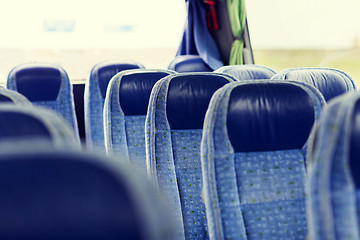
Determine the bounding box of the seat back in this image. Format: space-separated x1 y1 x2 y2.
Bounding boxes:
0 88 32 105
201 80 326 239
84 61 145 151
215 64 276 80
307 92 360 240
168 55 213 72
7 63 79 138
272 67 357 102
0 105 80 149
0 144 176 240
104 69 174 169
146 72 237 239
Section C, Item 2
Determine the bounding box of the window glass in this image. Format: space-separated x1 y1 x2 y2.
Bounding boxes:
246 0 360 85
0 0 186 81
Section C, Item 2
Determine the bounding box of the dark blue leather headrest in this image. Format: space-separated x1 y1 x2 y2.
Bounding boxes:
0 95 13 103
0 111 51 140
227 83 315 152
14 66 62 101
167 74 230 129
96 63 144 99
350 99 360 188
0 152 142 240
284 70 349 101
168 55 212 73
216 65 275 80
120 71 171 116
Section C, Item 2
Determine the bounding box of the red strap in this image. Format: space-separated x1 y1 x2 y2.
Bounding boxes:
204 0 219 31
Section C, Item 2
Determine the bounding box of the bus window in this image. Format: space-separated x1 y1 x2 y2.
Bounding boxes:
0 0 186 82
246 0 360 85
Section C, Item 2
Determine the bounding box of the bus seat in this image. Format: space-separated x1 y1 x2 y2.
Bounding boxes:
104 69 174 169
0 88 32 105
215 64 277 80
0 105 80 149
0 144 176 240
84 61 145 152
201 80 326 239
272 67 357 102
168 55 213 73
146 72 236 239
307 92 360 240
7 63 79 138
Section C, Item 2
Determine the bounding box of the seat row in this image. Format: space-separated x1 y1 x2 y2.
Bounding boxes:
91 63 355 239
0 87 357 239
2 56 356 150
0 56 358 239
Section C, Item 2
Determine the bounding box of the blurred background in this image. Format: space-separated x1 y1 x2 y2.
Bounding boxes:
1 0 360 84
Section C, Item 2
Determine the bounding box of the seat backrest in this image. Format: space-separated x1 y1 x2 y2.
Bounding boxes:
104 69 175 169
7 63 79 137
306 92 360 240
84 61 145 151
0 104 80 149
145 72 237 239
0 88 32 105
215 64 276 80
0 144 176 240
201 80 326 240
168 55 213 72
271 67 357 102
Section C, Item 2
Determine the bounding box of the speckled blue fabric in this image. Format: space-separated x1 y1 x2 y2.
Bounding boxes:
7 64 79 140
201 80 326 240
172 130 208 239
124 115 147 169
307 93 360 240
235 150 307 239
84 62 144 152
146 73 236 240
103 69 174 169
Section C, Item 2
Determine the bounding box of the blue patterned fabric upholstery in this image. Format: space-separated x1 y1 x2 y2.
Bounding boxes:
146 73 237 240
104 69 174 170
0 104 80 149
0 88 32 105
168 55 213 72
201 80 326 240
272 67 357 102
0 143 176 240
307 92 360 240
215 65 276 80
7 63 79 139
84 61 145 151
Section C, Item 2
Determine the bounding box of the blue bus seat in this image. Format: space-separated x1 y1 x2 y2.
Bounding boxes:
201 80 326 239
84 61 145 151
0 144 176 240
7 63 79 138
0 105 80 149
168 55 213 72
104 69 174 169
307 92 360 240
272 67 357 102
146 72 237 239
0 88 32 105
215 64 277 80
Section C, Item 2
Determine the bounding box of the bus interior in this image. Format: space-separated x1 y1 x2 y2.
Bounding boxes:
0 0 359 239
